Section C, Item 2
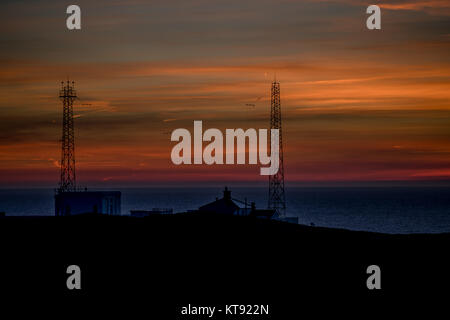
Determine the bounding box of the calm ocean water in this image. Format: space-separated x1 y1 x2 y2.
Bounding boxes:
1 187 449 234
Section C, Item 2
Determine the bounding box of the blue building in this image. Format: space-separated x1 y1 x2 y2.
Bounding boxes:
55 191 121 216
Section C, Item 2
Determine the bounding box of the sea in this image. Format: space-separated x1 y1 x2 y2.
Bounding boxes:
1 187 449 234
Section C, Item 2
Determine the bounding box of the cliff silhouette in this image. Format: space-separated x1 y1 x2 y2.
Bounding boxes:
1 213 448 316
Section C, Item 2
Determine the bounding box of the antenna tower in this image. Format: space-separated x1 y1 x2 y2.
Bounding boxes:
59 80 77 192
268 81 286 217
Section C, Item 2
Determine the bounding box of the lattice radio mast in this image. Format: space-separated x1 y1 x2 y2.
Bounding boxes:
58 80 77 192
268 80 286 217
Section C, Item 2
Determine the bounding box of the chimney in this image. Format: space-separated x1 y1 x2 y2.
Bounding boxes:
223 186 231 201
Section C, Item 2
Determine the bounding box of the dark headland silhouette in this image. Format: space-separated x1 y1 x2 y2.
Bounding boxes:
1 207 449 306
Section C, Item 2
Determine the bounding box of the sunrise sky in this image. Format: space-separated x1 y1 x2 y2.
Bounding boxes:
1 0 449 187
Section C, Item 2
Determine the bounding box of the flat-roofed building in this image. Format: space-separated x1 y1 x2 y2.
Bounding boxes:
55 191 121 216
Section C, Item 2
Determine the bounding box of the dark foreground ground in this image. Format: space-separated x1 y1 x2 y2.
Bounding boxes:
1 213 449 316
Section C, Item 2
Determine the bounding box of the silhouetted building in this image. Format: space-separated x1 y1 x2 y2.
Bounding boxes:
248 203 275 219
130 208 173 217
199 187 240 215
55 191 121 216
198 187 276 219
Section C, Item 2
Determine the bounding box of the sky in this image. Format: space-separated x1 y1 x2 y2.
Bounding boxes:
0 0 449 187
